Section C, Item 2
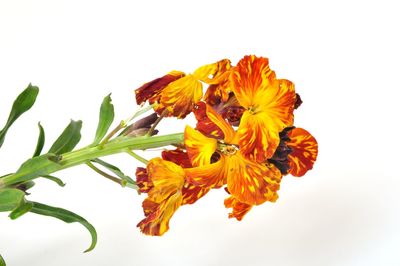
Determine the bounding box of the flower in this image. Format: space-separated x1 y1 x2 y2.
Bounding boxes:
230 55 297 162
184 102 282 206
136 158 185 236
135 59 231 118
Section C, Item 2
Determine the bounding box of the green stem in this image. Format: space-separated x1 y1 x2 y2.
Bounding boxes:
86 162 122 186
126 150 148 164
0 133 184 187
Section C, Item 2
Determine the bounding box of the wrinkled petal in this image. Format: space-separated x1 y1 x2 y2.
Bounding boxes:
135 71 185 105
184 157 226 188
287 128 318 177
184 126 217 167
146 158 185 202
193 102 235 142
181 183 211 205
204 80 230 105
137 193 182 236
236 80 296 161
224 195 253 221
230 55 276 108
162 149 192 168
136 167 152 193
157 75 203 118
226 153 282 205
193 59 231 83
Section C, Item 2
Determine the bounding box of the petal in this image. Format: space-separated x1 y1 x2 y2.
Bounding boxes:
237 78 296 162
193 102 235 142
162 149 192 168
146 158 185 202
135 167 152 193
204 80 230 105
184 126 217 167
137 192 183 236
181 183 211 205
184 157 227 188
157 75 203 118
226 153 282 205
287 128 318 177
230 55 276 108
135 71 185 105
193 59 231 83
224 195 253 221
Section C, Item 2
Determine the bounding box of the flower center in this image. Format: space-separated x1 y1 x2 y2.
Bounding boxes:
218 143 238 155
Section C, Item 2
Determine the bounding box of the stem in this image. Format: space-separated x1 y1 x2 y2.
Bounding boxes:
0 133 184 187
126 149 148 164
86 162 122 186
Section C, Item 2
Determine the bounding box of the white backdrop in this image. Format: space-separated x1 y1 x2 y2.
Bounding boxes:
1 0 399 265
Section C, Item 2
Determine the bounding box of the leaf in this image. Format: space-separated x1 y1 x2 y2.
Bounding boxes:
0 188 25 212
9 198 33 220
48 120 82 154
0 84 39 149
0 253 6 266
91 158 136 186
41 175 66 187
14 154 62 184
92 94 115 146
29 201 97 252
32 122 45 157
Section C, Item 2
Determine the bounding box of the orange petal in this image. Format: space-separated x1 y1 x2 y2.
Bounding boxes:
135 71 185 105
237 79 296 162
193 59 231 84
184 157 226 188
193 102 225 139
226 153 282 205
181 183 211 205
137 192 183 236
287 128 318 177
184 126 217 167
146 158 185 202
230 55 276 108
157 75 203 118
224 195 253 221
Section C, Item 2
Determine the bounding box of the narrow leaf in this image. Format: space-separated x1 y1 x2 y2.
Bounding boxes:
30 201 97 252
0 253 6 266
0 84 39 148
91 158 136 185
49 120 82 154
41 175 66 187
14 154 62 184
92 94 114 146
0 188 25 212
32 122 45 157
9 198 33 220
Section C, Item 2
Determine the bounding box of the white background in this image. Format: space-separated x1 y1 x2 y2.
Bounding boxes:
1 0 399 265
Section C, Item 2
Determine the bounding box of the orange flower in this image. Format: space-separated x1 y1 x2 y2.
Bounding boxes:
230 55 297 162
184 102 282 206
136 158 185 236
135 59 231 118
287 128 318 177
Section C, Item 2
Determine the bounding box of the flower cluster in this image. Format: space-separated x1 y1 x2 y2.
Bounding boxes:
134 55 318 236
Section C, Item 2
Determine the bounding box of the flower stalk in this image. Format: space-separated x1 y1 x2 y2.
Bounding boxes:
0 133 184 188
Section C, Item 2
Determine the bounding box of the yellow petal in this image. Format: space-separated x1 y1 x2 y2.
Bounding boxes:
184 126 217 167
288 128 318 177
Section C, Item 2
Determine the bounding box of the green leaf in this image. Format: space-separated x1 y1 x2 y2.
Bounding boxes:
49 120 82 154
0 84 39 149
41 175 66 187
91 158 137 187
14 154 62 184
0 188 25 212
33 122 45 157
92 94 115 146
29 201 97 252
9 198 33 220
0 253 6 266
